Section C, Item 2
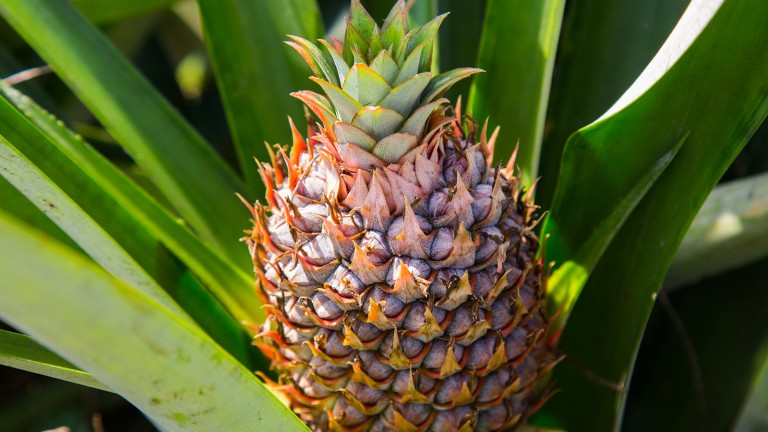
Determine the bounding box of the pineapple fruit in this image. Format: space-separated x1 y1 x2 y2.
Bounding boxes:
246 1 558 430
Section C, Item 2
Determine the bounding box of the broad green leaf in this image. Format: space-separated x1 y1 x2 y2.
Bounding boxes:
197 0 322 195
0 329 108 392
72 0 177 23
539 0 768 430
537 0 689 209
0 84 262 363
665 172 768 290
0 0 249 268
0 211 308 432
0 175 78 251
0 133 184 319
623 258 768 431
547 134 685 331
468 0 565 185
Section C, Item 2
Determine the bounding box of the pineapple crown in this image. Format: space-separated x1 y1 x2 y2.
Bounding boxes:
287 0 482 167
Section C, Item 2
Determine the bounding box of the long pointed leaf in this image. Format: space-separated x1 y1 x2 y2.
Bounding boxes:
0 133 183 319
539 0 768 429
0 211 307 432
537 0 689 209
0 0 249 267
197 0 322 194
0 84 262 362
0 329 108 392
468 0 565 184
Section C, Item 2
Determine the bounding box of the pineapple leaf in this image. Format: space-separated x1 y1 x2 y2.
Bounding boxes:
0 0 249 267
312 77 364 123
334 122 377 151
422 68 484 103
404 13 447 61
468 0 565 185
372 133 418 164
348 0 377 40
399 98 447 136
342 63 392 106
0 212 309 431
343 14 372 63
381 0 408 54
378 72 432 116
0 329 108 392
536 0 689 209
540 0 768 429
369 50 400 85
287 35 339 87
0 84 260 366
196 0 322 196
351 106 406 141
320 39 351 83
394 41 428 85
0 131 183 319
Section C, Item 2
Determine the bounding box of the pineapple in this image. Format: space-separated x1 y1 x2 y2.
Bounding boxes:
246 1 558 430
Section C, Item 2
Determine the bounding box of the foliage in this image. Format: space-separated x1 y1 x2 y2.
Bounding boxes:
0 0 766 431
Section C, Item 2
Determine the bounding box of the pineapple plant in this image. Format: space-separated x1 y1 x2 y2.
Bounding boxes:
0 0 766 431
246 2 557 430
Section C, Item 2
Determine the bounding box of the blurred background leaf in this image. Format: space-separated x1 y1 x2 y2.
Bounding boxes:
197 0 322 196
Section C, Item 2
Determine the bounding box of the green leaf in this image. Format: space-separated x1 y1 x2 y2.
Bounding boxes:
540 1 768 429
537 0 689 209
351 106 405 140
0 133 184 319
313 77 364 123
0 175 78 251
0 329 108 392
665 172 768 290
624 258 768 431
468 0 565 185
0 0 249 267
547 134 685 331
72 0 176 23
197 0 322 195
0 211 308 432
0 84 262 363
342 63 392 106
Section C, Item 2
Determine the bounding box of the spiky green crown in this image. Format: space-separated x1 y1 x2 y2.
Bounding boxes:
288 0 481 166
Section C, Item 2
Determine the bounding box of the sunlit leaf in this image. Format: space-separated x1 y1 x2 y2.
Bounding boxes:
0 211 308 432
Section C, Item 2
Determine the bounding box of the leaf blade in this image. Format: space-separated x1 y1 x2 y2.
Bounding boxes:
196 0 322 194
539 0 768 429
467 0 565 184
0 211 308 432
0 0 249 267
0 329 109 392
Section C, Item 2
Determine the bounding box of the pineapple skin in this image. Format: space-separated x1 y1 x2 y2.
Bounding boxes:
245 2 557 430
247 114 555 431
